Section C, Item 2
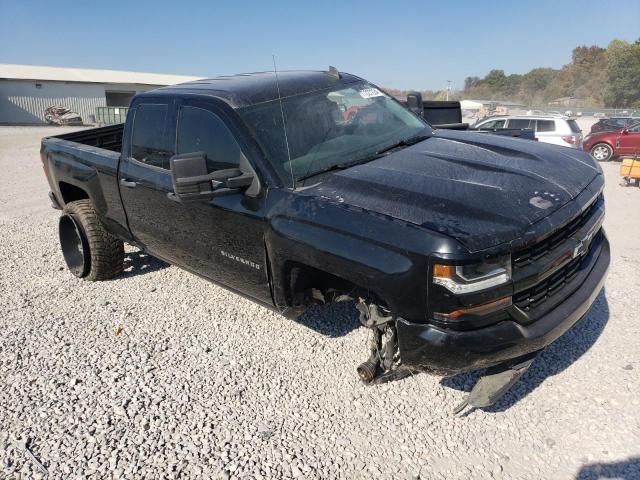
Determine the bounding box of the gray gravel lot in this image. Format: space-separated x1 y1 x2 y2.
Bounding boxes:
1 126 639 479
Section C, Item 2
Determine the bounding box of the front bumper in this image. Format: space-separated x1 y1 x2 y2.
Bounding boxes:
397 232 610 375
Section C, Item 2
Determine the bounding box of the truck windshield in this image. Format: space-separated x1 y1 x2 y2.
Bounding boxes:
237 82 429 185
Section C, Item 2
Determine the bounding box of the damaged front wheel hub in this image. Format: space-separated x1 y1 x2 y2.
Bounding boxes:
355 300 409 385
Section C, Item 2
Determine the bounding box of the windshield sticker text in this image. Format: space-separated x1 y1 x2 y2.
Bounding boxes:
359 88 385 99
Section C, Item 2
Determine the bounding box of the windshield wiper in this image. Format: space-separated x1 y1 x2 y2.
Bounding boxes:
375 133 431 155
297 155 382 182
299 163 351 180
326 133 432 172
297 133 431 183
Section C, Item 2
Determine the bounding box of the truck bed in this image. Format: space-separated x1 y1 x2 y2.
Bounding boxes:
42 123 128 238
54 123 124 152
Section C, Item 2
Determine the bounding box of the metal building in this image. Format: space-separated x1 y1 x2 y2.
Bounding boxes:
0 64 202 125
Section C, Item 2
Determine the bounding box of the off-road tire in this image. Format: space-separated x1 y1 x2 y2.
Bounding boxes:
590 143 613 162
62 200 124 281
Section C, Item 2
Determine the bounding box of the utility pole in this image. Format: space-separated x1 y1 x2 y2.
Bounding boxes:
446 80 452 101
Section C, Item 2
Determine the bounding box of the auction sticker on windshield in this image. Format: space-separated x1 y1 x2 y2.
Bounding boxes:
359 88 385 98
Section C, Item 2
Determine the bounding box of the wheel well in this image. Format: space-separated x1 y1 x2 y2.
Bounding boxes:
285 261 375 308
59 182 89 204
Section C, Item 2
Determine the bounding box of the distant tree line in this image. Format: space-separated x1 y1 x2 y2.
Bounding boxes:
386 39 640 108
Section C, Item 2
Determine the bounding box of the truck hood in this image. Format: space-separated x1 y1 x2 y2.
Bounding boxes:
301 130 601 252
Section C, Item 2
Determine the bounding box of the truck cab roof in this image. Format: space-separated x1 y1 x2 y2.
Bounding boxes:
141 70 364 109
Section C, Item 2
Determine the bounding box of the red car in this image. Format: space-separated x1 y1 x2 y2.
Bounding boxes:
583 122 640 161
590 116 639 134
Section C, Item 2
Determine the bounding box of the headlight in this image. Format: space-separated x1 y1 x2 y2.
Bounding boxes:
432 255 511 294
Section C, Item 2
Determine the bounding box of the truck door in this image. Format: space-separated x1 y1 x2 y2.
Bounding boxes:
617 123 640 156
118 97 272 304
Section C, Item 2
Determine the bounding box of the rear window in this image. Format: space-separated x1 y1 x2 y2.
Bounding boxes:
536 120 555 132
131 104 173 169
507 119 532 129
567 120 581 133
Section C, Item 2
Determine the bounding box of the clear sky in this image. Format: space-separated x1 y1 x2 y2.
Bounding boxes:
1 0 638 91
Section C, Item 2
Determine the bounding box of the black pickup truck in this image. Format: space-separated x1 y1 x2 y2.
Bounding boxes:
401 93 536 140
42 70 609 410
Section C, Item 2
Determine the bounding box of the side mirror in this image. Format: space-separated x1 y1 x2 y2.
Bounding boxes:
168 152 254 203
406 91 424 118
622 128 629 135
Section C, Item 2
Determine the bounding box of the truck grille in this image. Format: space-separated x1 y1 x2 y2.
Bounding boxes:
513 254 585 312
512 195 600 269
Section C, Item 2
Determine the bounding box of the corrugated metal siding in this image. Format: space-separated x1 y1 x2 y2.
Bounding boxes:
0 80 106 124
0 63 202 85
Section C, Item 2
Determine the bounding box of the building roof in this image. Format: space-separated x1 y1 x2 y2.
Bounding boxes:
146 70 363 108
463 99 528 108
0 63 203 86
460 99 484 109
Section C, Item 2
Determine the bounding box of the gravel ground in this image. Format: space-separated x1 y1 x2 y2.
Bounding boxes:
1 126 639 479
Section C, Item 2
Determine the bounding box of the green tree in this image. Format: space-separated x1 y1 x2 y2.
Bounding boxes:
483 69 508 92
566 45 607 105
520 68 559 104
463 76 481 91
522 68 558 92
503 74 523 97
605 39 640 107
571 46 606 86
392 38 639 108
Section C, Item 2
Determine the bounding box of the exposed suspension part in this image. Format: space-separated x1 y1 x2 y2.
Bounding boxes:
355 300 413 384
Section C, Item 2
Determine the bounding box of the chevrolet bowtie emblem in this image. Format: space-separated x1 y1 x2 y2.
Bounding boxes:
573 227 597 259
572 240 588 259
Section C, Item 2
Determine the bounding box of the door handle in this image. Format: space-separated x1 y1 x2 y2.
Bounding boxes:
120 178 138 188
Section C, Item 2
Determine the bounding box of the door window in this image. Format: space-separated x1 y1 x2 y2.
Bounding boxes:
177 106 242 171
507 119 532 129
628 123 640 133
130 104 173 169
535 120 555 132
480 119 506 129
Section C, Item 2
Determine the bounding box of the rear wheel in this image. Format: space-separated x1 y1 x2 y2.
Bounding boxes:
59 199 124 281
590 143 613 162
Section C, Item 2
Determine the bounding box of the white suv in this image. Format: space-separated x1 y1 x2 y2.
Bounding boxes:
474 115 583 148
